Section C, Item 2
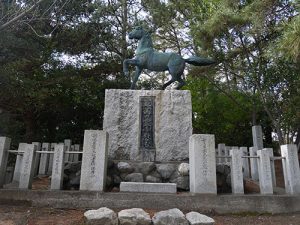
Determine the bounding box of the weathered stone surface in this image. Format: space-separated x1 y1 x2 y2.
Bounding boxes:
138 162 156 175
174 176 189 190
120 182 176 193
125 173 144 182
118 208 151 225
186 212 215 225
117 162 134 174
84 207 118 225
152 208 189 225
103 89 192 161
156 164 176 180
178 163 189 176
145 175 161 183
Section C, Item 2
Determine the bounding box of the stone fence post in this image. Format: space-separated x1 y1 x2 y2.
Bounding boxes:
189 134 217 194
39 143 50 175
281 144 300 194
230 148 244 194
218 144 225 164
249 146 259 181
240 147 250 179
13 143 26 182
257 149 273 194
32 142 41 177
51 144 65 190
19 144 36 189
0 137 11 187
80 130 108 191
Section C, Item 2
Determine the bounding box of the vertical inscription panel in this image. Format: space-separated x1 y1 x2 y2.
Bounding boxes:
140 96 155 161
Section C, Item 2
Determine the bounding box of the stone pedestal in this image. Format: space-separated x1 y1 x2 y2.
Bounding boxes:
19 144 36 189
189 134 216 194
103 89 192 162
51 144 65 190
230 148 244 194
80 130 108 191
281 144 300 194
257 149 273 194
0 137 11 187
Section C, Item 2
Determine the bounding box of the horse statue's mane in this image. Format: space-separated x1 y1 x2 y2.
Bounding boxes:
123 26 215 90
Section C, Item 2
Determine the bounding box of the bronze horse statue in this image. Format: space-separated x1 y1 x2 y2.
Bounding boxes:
123 26 215 89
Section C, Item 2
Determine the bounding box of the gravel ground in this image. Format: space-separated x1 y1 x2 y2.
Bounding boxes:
0 205 300 225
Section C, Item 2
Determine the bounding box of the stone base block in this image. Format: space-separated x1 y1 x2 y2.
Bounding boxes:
120 182 176 193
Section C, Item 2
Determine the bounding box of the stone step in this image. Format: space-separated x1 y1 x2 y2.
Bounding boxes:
120 182 177 193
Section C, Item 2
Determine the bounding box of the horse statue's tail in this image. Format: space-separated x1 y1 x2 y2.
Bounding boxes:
185 56 216 66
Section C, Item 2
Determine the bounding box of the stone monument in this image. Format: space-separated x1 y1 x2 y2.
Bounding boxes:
103 89 192 162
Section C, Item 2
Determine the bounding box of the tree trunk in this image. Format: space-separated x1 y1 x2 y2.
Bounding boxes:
23 111 36 142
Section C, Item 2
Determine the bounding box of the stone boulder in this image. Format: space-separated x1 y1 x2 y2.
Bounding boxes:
84 207 118 225
145 175 162 183
174 176 189 190
138 162 156 175
178 163 189 176
125 173 144 182
156 164 177 180
186 212 215 225
152 208 189 225
118 208 151 225
117 162 134 174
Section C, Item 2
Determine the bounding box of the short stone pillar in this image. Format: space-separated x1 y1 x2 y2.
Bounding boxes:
0 137 11 187
240 147 250 178
252 125 263 150
38 143 50 175
280 144 300 194
265 148 276 187
32 142 41 177
47 143 56 175
257 149 273 194
73 144 80 162
218 143 225 164
64 139 71 162
19 144 36 189
80 130 108 191
51 144 65 190
13 143 26 182
230 148 244 194
249 146 259 181
189 134 217 194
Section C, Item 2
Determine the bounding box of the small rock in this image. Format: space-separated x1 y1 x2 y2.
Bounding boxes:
178 163 189 176
117 162 134 173
186 211 215 225
118 208 151 225
145 175 162 183
125 173 144 182
106 175 112 187
156 164 176 180
152 208 189 225
138 162 156 175
84 207 118 225
69 175 80 186
175 176 189 190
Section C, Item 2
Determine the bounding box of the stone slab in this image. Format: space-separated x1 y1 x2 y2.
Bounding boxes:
240 147 250 178
257 150 273 194
103 89 192 161
80 130 108 191
189 134 217 194
230 148 244 194
38 143 50 175
0 137 11 187
120 182 177 193
51 144 65 190
32 142 41 177
249 147 259 181
252 125 263 150
13 143 26 182
19 144 36 189
280 144 300 194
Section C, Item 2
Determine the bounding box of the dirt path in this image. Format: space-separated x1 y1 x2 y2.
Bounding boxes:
0 205 300 225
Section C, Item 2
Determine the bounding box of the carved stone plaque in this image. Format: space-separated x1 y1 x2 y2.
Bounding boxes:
140 96 155 161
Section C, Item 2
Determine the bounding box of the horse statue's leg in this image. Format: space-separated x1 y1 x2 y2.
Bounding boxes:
176 77 186 90
123 59 140 88
131 66 142 89
162 78 175 90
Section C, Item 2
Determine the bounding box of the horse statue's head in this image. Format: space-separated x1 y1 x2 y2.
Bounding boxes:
128 26 149 40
